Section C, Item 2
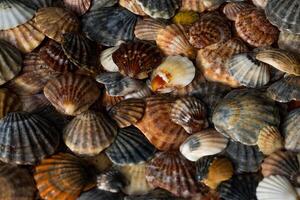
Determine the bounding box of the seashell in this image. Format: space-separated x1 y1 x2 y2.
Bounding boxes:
34 153 96 200
119 0 146 16
136 0 180 19
63 0 91 15
90 0 118 10
196 156 233 189
172 11 199 26
256 175 299 200
35 7 80 43
146 151 200 198
135 96 189 151
0 89 21 119
189 12 232 49
82 7 137 46
282 108 300 152
108 98 145 128
134 17 166 41
97 169 128 193
235 9 279 47
125 188 181 200
101 91 125 110
278 31 300 55
124 84 152 99
0 111 59 165
96 71 123 84
252 0 268 9
44 73 100 116
0 164 36 200
63 110 117 156
212 90 280 145
83 152 112 172
196 37 248 88
226 52 271 88
29 0 55 8
223 2 255 21
78 189 124 200
288 101 300 112
156 24 196 59
180 0 206 12
180 129 228 162
112 41 163 79
100 46 119 72
257 126 283 155
105 126 156 165
170 97 208 133
225 140 264 173
150 55 196 93
0 0 35 30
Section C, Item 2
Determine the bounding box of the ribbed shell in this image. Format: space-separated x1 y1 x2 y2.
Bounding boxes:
146 151 200 198
89 0 117 10
180 129 228 162
44 73 100 116
0 111 59 165
134 17 166 41
0 89 21 119
100 46 119 72
119 0 146 16
223 2 255 21
278 31 300 55
34 153 96 200
82 7 137 46
20 93 50 112
78 189 124 200
257 126 283 155
63 0 91 15
97 169 127 193
125 189 181 200
63 110 117 156
35 7 80 43
180 0 205 12
124 84 152 99
282 108 300 152
101 91 125 110
0 164 36 200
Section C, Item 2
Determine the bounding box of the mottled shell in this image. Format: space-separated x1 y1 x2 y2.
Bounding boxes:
44 73 100 116
282 108 300 152
0 112 59 165
146 151 200 198
134 17 166 41
125 189 181 200
180 129 228 162
278 31 300 55
63 0 91 15
172 11 199 26
119 0 146 16
78 189 124 200
156 24 196 59
35 7 80 43
235 9 279 47
257 126 283 155
97 169 127 193
112 41 163 79
0 89 21 119
100 46 119 72
34 153 96 200
223 2 254 21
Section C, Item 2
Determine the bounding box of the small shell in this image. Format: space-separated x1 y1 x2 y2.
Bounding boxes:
44 73 100 116
97 169 127 193
100 46 119 72
257 126 283 155
119 0 146 16
78 189 124 200
134 17 166 41
146 151 200 198
125 189 181 200
172 11 199 26
156 24 196 59
180 129 229 162
282 108 300 152
223 2 255 21
235 9 279 47
278 31 300 55
63 0 91 15
0 89 21 119
252 0 268 9
150 55 196 93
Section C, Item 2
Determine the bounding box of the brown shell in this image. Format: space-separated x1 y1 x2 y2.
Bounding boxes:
43 73 100 116
235 9 279 47
0 89 21 119
257 126 283 155
101 91 125 110
19 93 51 112
278 31 300 55
134 17 166 41
63 0 91 15
223 2 255 21
180 0 206 12
35 7 80 43
83 152 112 172
119 0 147 16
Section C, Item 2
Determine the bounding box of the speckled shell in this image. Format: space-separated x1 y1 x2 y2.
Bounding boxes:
78 189 124 200
82 7 137 46
235 9 279 47
180 129 228 162
119 0 146 16
112 41 163 79
136 0 180 19
134 17 166 41
135 96 189 151
0 89 21 119
125 189 181 200
35 7 80 43
97 169 127 193
44 73 100 116
156 24 196 59
100 46 119 72
257 126 283 155
34 153 96 200
0 164 36 200
146 151 200 198
0 111 59 165
172 11 199 26
63 0 91 15
223 2 254 21
63 110 117 156
278 31 300 55
282 108 300 152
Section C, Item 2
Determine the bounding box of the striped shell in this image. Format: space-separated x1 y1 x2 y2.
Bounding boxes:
20 95 50 116
134 17 166 41
124 84 152 99
63 0 91 15
101 91 125 110
223 2 255 21
0 89 21 119
119 0 146 16
282 108 300 152
100 46 119 72
78 189 124 200
278 31 300 55
257 126 283 155
97 169 127 193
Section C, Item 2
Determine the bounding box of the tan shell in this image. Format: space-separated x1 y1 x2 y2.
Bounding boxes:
278 31 300 55
119 0 146 16
134 17 166 41
257 126 283 155
223 2 255 21
63 0 92 15
0 89 21 119
252 0 268 9
180 0 206 12
101 91 125 110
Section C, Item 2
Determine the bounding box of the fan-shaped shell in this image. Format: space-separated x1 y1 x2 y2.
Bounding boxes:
134 17 166 41
282 108 300 152
83 152 112 172
124 84 152 99
20 93 50 112
63 0 91 15
35 7 80 43
125 189 181 200
180 129 229 162
257 126 283 155
278 31 300 55
78 189 124 200
97 169 128 193
146 151 200 198
180 0 205 12
101 91 125 110
119 0 146 16
0 89 21 119
223 2 254 21
100 46 119 72
172 11 199 26
235 9 279 47
44 73 100 116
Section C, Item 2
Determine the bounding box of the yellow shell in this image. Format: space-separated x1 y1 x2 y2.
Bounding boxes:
257 126 283 155
172 11 199 26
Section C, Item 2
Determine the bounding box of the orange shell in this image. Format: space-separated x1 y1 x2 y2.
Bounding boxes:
63 0 91 15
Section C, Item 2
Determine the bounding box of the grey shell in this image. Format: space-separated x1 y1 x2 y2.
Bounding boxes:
282 108 300 152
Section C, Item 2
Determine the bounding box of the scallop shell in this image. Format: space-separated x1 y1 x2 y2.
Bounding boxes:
125 189 181 200
282 108 300 152
105 126 156 165
134 17 166 41
124 84 152 99
156 24 196 59
78 189 124 200
0 111 59 165
101 91 125 110
63 110 117 156
150 55 196 93
29 0 55 8
35 7 80 43
223 2 254 21
112 41 163 79
34 153 96 200
100 46 119 72
83 152 112 172
180 129 229 162
257 126 283 155
235 9 279 47
97 169 128 193
63 0 91 15
146 151 200 198
20 93 49 112
44 73 100 116
252 0 268 9
172 11 199 26
180 0 206 12
82 7 137 46
278 31 300 55
90 0 117 10
119 0 146 16
0 89 21 119
0 164 36 200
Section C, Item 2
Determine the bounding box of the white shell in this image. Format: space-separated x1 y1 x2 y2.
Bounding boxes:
100 46 119 72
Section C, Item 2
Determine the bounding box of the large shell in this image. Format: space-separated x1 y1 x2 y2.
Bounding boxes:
82 7 137 46
235 9 279 47
0 111 59 165
100 46 119 72
78 189 124 200
119 0 146 16
0 164 36 200
44 73 100 116
282 108 300 152
134 17 166 41
63 110 117 156
97 169 128 193
156 24 196 59
257 126 283 155
223 2 255 21
125 189 181 200
34 153 96 200
0 89 21 119
63 0 91 15
146 151 200 198
180 129 228 162
35 7 80 43
278 31 300 55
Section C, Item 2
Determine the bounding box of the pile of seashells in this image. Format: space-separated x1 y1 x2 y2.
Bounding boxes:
0 0 299 199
